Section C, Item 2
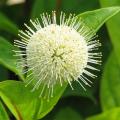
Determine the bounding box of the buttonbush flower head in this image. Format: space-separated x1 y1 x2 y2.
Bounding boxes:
14 11 101 98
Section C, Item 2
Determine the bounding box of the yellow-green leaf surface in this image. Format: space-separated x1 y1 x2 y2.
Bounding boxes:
100 52 120 111
99 0 120 112
0 80 39 120
0 80 67 120
0 12 18 36
100 0 120 64
77 7 120 32
0 101 9 120
36 82 67 119
87 108 120 120
0 37 24 80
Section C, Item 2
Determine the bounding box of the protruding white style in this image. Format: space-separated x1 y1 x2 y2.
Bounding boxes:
14 11 101 99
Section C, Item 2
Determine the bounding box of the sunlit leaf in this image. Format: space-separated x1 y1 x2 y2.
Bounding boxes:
0 80 67 120
36 82 67 119
0 101 9 120
100 1 120 63
99 0 120 112
100 52 120 110
87 108 120 120
0 80 39 120
77 7 120 32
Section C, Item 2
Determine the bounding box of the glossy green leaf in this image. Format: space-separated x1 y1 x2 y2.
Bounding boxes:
0 12 18 36
54 107 83 120
77 7 120 33
99 0 120 112
0 101 9 120
0 80 67 120
36 82 67 119
87 108 120 120
0 80 39 120
100 1 120 63
100 52 120 111
0 37 24 80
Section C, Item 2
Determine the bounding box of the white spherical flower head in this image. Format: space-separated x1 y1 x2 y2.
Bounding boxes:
14 12 101 98
27 24 88 88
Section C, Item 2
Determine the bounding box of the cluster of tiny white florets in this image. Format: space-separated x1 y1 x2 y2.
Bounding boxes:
14 11 101 98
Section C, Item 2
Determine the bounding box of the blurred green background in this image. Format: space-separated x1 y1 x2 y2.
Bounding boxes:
0 0 120 120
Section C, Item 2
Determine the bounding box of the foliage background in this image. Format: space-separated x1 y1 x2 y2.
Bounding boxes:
0 0 120 120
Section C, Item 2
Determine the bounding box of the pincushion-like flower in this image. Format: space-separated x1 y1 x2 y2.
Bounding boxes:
14 12 101 98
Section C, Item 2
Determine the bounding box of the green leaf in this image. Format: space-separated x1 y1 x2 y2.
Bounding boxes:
0 101 9 120
0 80 67 120
0 12 18 36
77 7 120 32
0 80 39 120
54 107 83 120
100 1 120 63
87 108 120 120
36 83 67 119
99 0 120 112
100 52 120 111
0 37 24 80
